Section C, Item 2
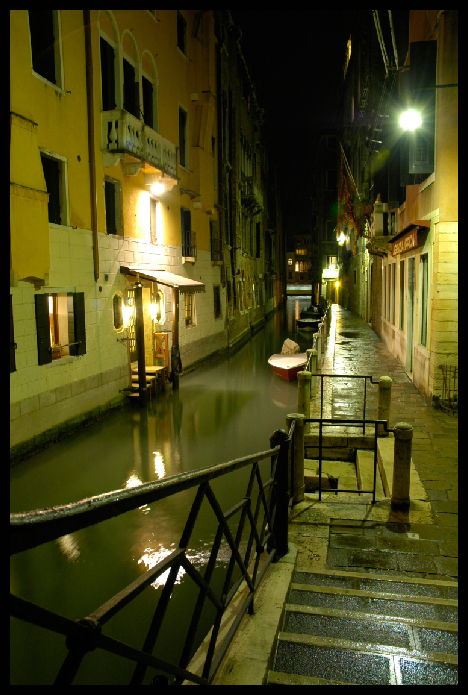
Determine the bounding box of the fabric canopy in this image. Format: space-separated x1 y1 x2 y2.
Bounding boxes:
120 265 205 294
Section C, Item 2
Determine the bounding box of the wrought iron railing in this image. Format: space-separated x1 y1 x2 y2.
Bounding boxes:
306 418 391 502
10 426 293 685
182 230 197 259
439 365 458 414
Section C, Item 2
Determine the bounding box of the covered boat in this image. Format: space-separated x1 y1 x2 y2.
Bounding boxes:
268 353 307 382
296 317 320 331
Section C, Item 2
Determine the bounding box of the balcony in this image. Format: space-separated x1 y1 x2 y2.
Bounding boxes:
182 230 197 261
241 175 264 215
102 110 177 179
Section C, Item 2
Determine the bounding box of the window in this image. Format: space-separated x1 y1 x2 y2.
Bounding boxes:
150 197 163 244
28 10 61 87
213 285 221 319
288 258 293 266
391 263 396 325
104 177 123 235
185 294 194 326
113 293 124 331
40 152 67 225
35 292 86 365
123 58 138 118
420 253 429 346
179 106 188 168
181 207 196 258
100 37 116 110
210 219 222 261
177 11 187 55
399 260 405 330
142 75 154 128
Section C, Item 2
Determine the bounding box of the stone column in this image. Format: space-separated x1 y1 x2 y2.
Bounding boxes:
377 376 392 436
297 371 311 433
308 349 318 396
391 422 413 510
286 413 305 504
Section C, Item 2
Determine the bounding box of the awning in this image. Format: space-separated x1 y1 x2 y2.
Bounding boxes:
390 219 431 243
120 265 205 294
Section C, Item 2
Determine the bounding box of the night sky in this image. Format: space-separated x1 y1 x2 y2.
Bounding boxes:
232 10 354 241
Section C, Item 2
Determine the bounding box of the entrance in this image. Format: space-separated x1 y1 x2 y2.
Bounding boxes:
406 257 415 374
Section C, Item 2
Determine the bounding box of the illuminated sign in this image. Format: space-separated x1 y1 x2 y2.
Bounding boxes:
391 229 418 257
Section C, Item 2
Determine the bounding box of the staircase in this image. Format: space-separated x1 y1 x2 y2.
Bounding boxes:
267 568 458 685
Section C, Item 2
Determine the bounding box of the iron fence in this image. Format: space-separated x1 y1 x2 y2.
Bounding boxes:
306 418 392 502
10 425 294 685
439 365 458 414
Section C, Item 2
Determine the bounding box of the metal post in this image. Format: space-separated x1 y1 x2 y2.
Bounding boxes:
316 333 322 366
171 286 180 390
378 376 392 436
286 414 305 504
269 429 290 558
134 277 147 408
297 371 311 433
391 422 413 510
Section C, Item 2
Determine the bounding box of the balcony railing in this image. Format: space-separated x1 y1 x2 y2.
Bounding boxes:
102 110 177 178
240 176 263 215
182 230 197 259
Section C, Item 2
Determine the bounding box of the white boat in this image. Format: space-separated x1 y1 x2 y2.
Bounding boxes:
268 353 307 382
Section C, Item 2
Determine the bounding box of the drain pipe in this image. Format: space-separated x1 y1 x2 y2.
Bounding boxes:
83 10 99 282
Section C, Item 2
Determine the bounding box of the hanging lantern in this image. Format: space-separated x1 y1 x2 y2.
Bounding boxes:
150 289 166 325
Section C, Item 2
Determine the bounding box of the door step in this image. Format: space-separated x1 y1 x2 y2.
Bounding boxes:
267 568 457 685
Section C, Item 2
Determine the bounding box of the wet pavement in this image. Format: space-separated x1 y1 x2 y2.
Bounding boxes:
290 305 458 582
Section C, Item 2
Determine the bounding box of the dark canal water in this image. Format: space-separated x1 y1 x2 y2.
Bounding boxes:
10 297 315 685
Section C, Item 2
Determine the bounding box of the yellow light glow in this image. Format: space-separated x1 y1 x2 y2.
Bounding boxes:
151 183 165 196
122 302 134 327
153 451 165 479
335 281 340 288
400 109 422 131
337 232 346 246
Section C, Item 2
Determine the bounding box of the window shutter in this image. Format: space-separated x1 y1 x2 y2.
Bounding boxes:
69 293 86 356
10 295 16 373
35 294 52 365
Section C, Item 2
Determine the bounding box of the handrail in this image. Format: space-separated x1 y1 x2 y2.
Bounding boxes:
10 434 291 685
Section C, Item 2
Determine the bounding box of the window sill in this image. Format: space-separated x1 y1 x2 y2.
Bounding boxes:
46 355 79 368
182 257 196 264
32 70 65 94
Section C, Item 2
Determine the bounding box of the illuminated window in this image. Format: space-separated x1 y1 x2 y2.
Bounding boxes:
113 293 124 331
288 258 293 266
150 198 163 245
295 262 299 272
185 294 196 326
35 292 86 365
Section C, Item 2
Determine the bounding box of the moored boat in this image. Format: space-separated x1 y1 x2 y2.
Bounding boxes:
268 353 308 382
296 317 320 331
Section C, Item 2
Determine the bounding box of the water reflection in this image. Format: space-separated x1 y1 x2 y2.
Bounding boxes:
10 297 318 685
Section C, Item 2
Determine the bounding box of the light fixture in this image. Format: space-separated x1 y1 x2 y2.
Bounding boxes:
334 280 340 289
151 182 165 196
150 289 165 325
399 109 422 131
337 231 346 246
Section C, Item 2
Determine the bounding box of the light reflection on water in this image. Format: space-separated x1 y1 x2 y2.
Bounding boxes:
10 298 317 685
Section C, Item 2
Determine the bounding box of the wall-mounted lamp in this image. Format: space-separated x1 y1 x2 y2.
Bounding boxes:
337 232 347 246
334 280 340 289
150 289 166 325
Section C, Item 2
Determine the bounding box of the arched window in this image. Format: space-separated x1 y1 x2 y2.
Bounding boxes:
121 31 140 119
141 51 159 132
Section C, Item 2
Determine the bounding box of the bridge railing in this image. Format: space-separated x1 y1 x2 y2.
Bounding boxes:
10 425 294 685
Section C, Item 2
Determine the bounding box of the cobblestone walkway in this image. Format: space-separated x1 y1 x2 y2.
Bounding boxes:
290 305 458 581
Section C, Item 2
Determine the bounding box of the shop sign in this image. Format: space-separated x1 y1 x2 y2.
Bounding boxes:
391 229 418 257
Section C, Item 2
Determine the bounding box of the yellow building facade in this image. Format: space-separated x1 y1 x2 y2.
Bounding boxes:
11 10 283 459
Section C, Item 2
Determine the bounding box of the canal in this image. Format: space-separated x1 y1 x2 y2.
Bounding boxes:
10 296 316 685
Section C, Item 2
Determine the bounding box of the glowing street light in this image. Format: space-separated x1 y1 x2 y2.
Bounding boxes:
399 109 422 131
337 231 346 246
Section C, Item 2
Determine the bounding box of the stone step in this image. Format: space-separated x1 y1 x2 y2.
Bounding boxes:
356 449 386 498
283 604 458 654
271 632 458 685
293 568 458 600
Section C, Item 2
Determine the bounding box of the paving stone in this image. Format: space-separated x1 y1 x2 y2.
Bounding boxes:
431 500 458 514
427 489 448 501
434 513 458 527
437 541 458 557
376 538 440 555
329 535 376 551
433 556 458 577
397 554 437 574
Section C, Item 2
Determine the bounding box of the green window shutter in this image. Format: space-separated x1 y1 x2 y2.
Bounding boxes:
10 295 16 373
69 292 86 356
70 292 86 355
35 294 52 365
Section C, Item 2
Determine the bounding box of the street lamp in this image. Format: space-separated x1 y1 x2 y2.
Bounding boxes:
337 231 346 246
399 109 422 131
